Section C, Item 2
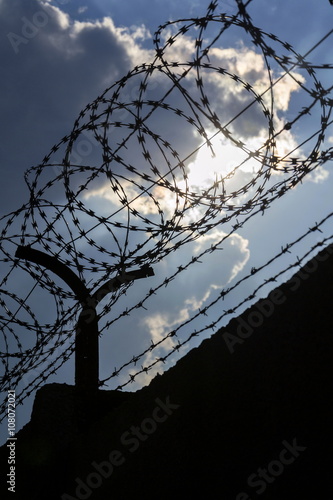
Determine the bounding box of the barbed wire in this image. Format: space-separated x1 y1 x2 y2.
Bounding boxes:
1 210 332 420
1 0 333 421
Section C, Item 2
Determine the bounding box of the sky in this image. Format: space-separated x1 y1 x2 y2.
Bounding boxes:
1 0 333 442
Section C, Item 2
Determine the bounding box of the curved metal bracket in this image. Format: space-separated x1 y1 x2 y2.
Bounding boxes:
15 245 154 395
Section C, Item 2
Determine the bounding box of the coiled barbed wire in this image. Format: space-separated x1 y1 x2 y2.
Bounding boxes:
1 0 333 421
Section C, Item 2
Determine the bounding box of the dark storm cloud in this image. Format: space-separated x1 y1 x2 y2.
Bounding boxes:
0 0 147 211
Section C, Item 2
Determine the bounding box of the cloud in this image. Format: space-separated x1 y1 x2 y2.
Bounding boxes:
140 230 250 360
193 229 250 282
305 165 330 184
1 0 308 223
157 30 305 134
96 226 250 389
144 29 308 201
0 0 154 210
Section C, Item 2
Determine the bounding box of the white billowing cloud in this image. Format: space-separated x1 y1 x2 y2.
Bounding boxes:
272 71 305 112
227 233 251 281
193 230 250 283
41 1 71 30
84 180 177 219
203 46 305 142
139 229 250 373
159 35 305 119
151 33 307 196
68 17 152 66
110 228 250 390
305 165 330 184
